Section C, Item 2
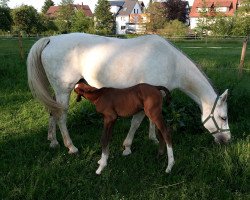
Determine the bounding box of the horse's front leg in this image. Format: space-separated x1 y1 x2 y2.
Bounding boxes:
56 92 78 154
47 114 59 148
96 116 116 175
122 111 145 156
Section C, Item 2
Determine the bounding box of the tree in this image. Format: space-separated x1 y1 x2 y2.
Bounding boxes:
0 0 9 7
42 0 54 14
165 0 188 23
94 0 115 35
0 6 12 31
71 10 94 33
232 0 250 36
146 1 167 32
11 5 40 35
55 0 74 33
39 13 58 34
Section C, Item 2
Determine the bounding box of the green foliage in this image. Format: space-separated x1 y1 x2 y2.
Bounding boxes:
209 16 234 36
0 6 12 31
11 5 40 35
41 0 54 14
146 1 167 32
232 0 250 36
94 0 115 35
71 10 94 33
0 0 9 7
196 0 250 36
158 20 188 37
56 0 74 33
39 14 58 35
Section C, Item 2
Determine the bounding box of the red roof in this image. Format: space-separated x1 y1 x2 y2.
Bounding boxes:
190 0 238 17
46 4 93 18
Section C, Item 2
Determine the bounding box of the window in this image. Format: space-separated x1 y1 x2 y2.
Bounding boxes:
121 26 126 30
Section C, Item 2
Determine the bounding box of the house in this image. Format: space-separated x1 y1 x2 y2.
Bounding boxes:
109 0 146 34
189 0 239 29
46 3 93 18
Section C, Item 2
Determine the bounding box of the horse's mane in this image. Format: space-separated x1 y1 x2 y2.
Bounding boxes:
163 38 218 95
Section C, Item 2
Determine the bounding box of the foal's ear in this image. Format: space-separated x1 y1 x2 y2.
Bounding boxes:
74 84 85 95
219 89 228 104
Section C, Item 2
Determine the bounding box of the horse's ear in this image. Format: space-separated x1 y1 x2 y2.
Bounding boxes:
219 89 228 103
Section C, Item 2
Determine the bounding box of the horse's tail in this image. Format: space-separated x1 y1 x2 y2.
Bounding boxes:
156 86 171 106
27 37 63 117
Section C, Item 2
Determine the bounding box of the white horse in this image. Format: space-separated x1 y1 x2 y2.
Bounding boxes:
27 33 231 173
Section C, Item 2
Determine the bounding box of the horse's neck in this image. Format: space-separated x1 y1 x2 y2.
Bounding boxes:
177 60 217 112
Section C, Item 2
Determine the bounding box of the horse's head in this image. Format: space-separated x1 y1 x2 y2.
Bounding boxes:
202 89 231 144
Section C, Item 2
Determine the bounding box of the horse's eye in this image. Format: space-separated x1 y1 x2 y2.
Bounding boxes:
220 116 227 121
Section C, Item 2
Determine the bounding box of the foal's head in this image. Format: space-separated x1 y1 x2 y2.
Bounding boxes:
74 83 97 101
202 90 231 144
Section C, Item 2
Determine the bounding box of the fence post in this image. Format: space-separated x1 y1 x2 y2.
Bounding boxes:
18 32 24 61
239 35 249 77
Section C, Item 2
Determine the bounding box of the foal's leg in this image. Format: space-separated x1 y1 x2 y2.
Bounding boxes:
122 111 145 156
56 92 78 154
146 111 174 173
96 115 116 175
47 114 59 148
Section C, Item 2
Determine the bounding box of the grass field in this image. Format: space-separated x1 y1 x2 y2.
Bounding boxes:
0 36 249 200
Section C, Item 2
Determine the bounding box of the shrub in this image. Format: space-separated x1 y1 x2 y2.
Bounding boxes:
158 20 188 37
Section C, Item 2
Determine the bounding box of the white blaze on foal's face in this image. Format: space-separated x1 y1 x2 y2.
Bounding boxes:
202 89 231 144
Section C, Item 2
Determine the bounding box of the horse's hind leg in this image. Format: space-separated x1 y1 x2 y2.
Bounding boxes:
56 92 78 154
149 120 159 144
48 114 59 148
122 111 145 156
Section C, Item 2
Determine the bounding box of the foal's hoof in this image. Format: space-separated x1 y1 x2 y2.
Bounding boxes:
122 148 132 156
165 168 172 174
68 146 79 154
49 141 59 148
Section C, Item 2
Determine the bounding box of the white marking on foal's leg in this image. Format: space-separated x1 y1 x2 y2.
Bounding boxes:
122 111 145 156
166 144 175 173
149 120 159 144
48 115 59 148
96 152 109 175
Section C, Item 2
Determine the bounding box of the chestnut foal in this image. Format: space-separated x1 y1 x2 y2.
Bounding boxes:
74 82 174 175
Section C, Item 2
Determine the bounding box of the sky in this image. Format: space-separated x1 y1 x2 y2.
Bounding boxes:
8 0 194 13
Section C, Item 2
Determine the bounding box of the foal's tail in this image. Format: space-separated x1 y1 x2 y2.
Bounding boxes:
27 37 63 117
156 86 171 106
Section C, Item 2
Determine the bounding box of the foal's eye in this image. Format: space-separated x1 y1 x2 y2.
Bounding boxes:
220 116 227 121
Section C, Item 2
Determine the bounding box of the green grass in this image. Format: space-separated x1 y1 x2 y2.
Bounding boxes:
0 37 249 200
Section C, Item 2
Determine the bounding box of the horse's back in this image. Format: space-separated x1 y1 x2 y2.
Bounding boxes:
41 33 178 90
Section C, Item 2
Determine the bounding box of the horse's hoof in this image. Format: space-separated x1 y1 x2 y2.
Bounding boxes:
149 137 159 144
122 148 132 156
49 141 59 148
68 146 79 154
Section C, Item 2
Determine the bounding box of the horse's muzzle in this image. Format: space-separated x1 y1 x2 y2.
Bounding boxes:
214 132 231 144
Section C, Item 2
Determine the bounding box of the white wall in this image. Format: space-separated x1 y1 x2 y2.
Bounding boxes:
190 17 198 29
116 16 130 34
